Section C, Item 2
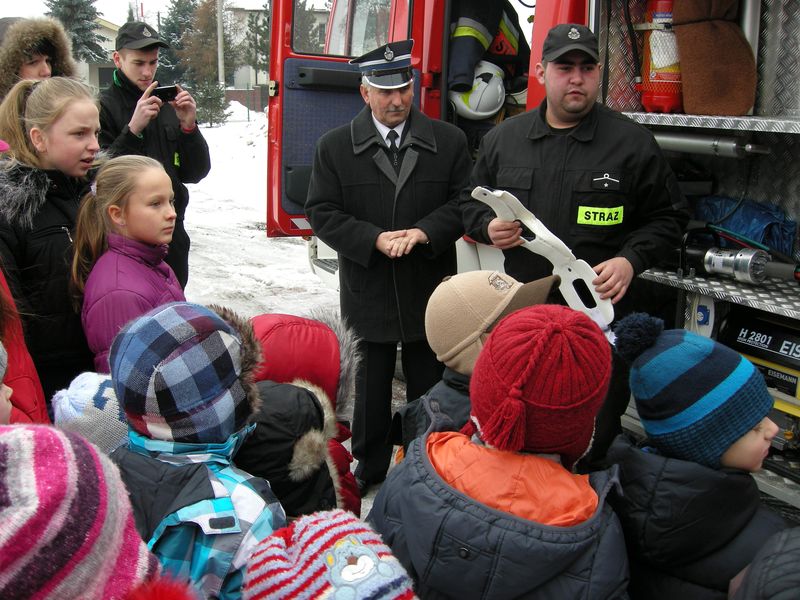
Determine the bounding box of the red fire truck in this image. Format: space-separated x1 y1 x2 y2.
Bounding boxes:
267 0 800 509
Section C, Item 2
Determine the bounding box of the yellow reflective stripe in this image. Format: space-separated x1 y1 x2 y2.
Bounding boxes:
174 152 181 167
453 26 491 50
577 205 624 225
498 14 519 53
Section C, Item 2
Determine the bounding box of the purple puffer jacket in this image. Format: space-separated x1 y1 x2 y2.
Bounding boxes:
82 233 185 372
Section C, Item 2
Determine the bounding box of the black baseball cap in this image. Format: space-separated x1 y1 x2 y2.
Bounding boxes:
542 24 599 63
115 21 169 51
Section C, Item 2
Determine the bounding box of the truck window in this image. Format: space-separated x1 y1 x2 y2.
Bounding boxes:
296 0 407 58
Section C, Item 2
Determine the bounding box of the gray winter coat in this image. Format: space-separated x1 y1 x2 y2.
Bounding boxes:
368 432 630 599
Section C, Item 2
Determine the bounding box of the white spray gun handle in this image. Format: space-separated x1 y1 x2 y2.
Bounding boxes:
472 186 615 334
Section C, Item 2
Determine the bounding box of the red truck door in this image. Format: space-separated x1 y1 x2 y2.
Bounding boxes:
266 0 410 237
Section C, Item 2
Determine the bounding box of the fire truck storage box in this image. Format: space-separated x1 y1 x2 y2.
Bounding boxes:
718 308 800 402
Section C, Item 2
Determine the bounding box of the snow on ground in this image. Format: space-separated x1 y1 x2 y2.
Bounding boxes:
183 102 339 318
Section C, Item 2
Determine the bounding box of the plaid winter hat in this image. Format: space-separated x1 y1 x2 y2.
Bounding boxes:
0 425 159 599
425 271 558 375
109 302 261 444
469 304 611 468
615 313 774 468
244 509 415 599
53 372 128 454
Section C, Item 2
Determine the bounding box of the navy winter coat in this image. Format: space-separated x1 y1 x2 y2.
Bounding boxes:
369 432 630 599
606 435 788 599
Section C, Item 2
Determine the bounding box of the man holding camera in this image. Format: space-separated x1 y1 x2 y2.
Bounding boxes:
99 21 211 288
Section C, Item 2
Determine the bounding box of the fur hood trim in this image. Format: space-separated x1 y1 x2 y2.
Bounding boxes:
285 378 344 509
209 304 263 417
307 307 360 423
0 17 77 99
0 163 51 229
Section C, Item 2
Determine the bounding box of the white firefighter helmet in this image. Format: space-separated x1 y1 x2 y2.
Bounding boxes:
449 60 506 120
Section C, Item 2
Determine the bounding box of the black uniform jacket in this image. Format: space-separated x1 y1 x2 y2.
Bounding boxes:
0 164 93 379
461 100 689 284
99 69 211 287
606 435 787 600
305 105 471 342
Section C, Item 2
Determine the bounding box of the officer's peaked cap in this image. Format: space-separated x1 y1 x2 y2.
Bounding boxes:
350 39 413 89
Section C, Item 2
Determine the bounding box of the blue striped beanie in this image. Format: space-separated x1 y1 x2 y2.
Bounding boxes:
109 302 261 444
615 313 773 468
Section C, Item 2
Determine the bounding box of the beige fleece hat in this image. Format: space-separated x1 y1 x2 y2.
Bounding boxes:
425 271 558 375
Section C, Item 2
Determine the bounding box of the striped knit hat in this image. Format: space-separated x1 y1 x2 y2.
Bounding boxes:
615 313 774 468
109 302 261 444
0 425 159 599
244 509 415 599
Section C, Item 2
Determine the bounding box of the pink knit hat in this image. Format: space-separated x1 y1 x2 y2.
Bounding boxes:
0 425 159 599
468 305 612 468
244 509 415 599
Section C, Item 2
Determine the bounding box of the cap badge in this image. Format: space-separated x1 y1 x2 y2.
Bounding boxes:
142 26 152 37
384 46 394 61
488 272 512 292
568 26 580 40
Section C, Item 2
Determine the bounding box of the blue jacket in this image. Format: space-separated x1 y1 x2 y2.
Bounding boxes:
112 427 286 600
368 431 629 599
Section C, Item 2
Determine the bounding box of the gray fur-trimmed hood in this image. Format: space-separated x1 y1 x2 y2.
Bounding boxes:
0 162 50 229
306 307 360 423
0 17 77 99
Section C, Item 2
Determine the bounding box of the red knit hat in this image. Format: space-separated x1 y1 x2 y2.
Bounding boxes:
468 304 611 468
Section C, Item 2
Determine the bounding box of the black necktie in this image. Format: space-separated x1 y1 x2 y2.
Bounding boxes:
387 130 400 173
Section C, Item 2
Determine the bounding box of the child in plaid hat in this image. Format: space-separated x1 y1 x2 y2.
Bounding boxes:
369 304 629 599
243 509 415 599
392 271 557 452
606 312 788 600
108 301 287 600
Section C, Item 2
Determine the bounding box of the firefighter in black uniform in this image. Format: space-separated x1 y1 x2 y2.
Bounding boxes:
460 24 690 464
305 40 471 495
99 22 210 288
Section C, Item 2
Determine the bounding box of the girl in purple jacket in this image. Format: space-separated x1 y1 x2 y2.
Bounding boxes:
72 155 185 372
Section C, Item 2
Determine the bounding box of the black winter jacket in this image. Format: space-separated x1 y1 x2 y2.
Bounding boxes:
0 164 93 397
368 432 630 599
235 380 337 517
305 106 470 343
460 101 689 307
732 526 800 600
99 69 211 287
606 435 788 600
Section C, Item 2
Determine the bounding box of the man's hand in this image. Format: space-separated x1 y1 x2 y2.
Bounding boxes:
172 84 198 130
376 230 406 257
129 81 162 135
593 257 634 304
386 228 429 257
487 218 524 249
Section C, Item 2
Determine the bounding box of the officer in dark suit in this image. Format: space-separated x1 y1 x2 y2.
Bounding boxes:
305 40 471 494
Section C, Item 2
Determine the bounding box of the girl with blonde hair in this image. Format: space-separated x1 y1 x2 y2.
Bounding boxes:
0 77 99 402
73 155 185 372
